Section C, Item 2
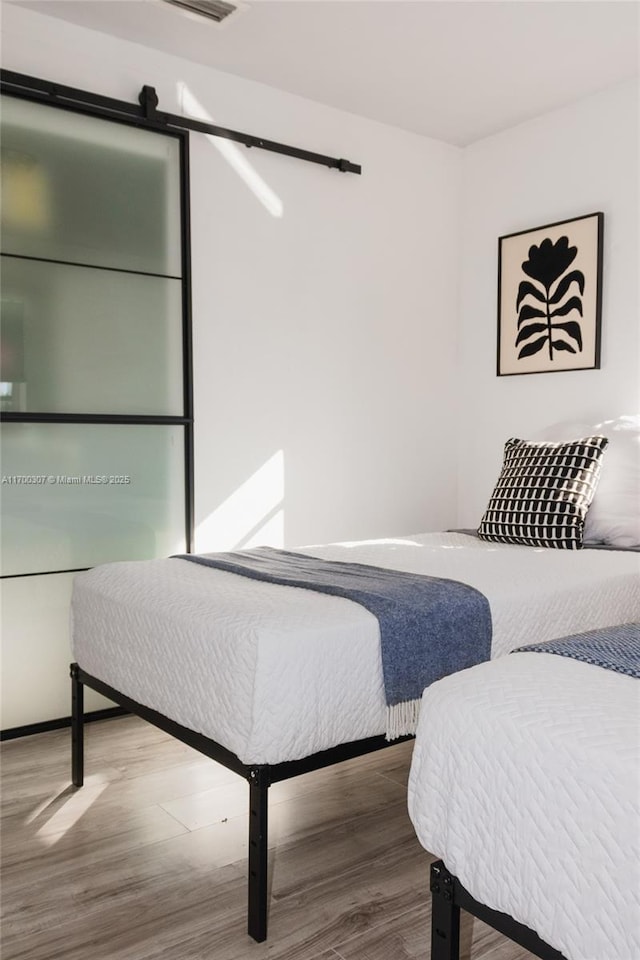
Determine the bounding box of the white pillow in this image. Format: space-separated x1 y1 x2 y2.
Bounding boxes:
533 415 640 548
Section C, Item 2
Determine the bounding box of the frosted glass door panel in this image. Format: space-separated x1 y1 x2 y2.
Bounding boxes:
1 96 182 276
1 258 183 415
1 423 186 576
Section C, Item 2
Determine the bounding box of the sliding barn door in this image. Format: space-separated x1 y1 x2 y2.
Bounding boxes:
0 87 193 728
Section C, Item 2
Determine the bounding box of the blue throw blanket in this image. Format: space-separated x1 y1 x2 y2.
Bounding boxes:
514 623 640 678
174 546 492 738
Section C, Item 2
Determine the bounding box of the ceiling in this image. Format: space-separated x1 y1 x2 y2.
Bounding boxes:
10 0 640 145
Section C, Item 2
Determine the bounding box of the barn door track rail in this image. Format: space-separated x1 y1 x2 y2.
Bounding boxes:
0 70 362 175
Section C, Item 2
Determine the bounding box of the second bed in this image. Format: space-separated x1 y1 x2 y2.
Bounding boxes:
408 622 640 960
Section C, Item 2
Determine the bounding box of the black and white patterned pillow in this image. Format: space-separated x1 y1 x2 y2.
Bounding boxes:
477 436 609 550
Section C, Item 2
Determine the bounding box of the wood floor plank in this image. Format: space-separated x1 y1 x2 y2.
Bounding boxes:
1 715 544 960
331 903 538 960
331 903 428 959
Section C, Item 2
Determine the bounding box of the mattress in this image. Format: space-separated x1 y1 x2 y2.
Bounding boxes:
70 532 640 764
407 649 640 960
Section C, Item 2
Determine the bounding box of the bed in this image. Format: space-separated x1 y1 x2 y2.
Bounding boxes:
407 623 640 960
69 530 640 941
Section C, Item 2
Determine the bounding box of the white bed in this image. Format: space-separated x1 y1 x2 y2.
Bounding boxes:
71 531 640 764
408 640 640 960
70 530 640 943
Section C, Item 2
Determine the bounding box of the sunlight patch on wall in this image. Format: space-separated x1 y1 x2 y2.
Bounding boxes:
177 83 283 218
238 506 284 550
195 449 285 552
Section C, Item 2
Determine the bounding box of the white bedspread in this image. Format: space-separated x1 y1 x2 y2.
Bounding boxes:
408 650 640 960
71 532 640 764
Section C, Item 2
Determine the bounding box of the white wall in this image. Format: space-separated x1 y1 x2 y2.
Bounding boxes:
456 79 639 526
1 5 461 727
188 85 461 549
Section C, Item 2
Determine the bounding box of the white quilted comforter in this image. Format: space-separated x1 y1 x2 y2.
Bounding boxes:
408 651 640 960
71 532 640 764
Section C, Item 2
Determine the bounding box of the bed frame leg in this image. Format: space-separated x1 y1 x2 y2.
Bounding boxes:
247 766 270 942
70 663 84 788
431 860 460 960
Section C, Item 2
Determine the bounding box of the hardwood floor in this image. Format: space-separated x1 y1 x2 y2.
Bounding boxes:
1 716 536 960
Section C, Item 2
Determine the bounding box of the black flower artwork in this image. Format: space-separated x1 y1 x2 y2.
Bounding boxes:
515 235 585 361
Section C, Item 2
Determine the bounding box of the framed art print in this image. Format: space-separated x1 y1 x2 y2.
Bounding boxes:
497 212 604 376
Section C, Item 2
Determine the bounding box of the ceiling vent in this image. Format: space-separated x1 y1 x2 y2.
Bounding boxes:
162 0 241 25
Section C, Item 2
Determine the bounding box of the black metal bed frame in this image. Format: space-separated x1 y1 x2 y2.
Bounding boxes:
430 860 567 960
70 663 411 942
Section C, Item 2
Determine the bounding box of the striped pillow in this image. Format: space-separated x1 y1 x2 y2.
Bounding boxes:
477 436 609 550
